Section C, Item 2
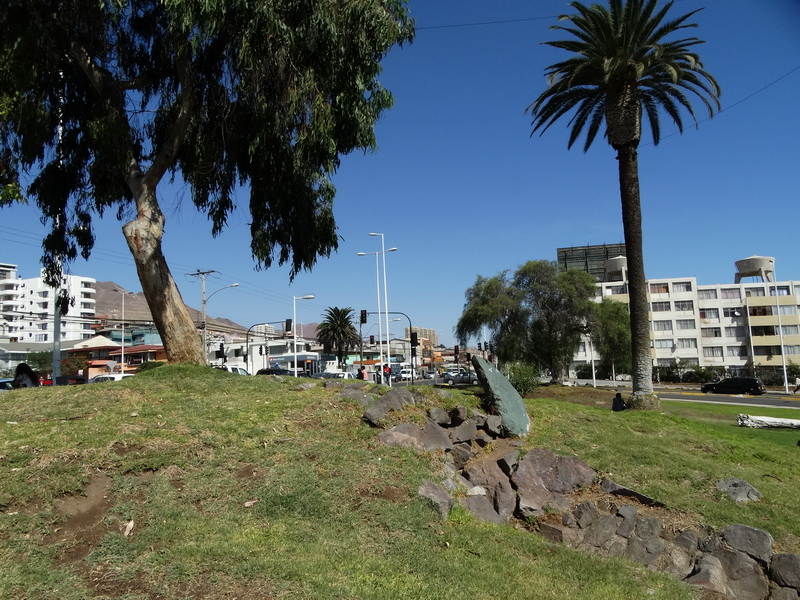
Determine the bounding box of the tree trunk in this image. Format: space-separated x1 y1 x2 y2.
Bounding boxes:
617 143 660 409
122 173 205 364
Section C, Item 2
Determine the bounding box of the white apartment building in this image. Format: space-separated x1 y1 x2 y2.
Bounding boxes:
573 256 800 376
0 262 97 343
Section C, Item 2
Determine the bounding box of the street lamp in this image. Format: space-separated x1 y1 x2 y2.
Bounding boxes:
357 251 383 380
293 294 315 377
113 289 134 373
202 283 239 363
371 233 397 384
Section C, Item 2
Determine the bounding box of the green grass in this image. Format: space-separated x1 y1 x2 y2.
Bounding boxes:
1 364 797 599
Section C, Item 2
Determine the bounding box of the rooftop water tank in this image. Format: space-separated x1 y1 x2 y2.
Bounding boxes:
734 256 774 283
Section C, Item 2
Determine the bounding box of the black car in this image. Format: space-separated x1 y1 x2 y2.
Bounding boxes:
256 367 292 376
700 377 765 395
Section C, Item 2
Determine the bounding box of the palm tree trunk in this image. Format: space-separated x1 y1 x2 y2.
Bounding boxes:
617 144 660 409
122 173 205 364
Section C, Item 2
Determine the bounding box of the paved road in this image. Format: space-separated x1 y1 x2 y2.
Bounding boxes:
656 389 800 410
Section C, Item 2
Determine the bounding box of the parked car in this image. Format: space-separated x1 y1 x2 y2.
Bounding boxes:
398 368 414 381
0 378 14 391
90 373 135 383
424 371 438 380
213 365 250 375
256 367 292 376
444 372 479 386
443 368 467 378
700 377 765 395
312 371 355 380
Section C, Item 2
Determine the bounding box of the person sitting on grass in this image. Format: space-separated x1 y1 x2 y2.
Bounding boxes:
12 363 40 388
612 392 627 412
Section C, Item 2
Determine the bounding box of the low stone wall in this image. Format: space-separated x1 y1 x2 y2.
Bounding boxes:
353 389 799 600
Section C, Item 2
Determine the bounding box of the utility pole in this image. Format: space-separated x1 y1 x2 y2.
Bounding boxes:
187 269 217 364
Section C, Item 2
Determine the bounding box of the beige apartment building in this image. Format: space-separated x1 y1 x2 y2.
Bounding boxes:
572 256 799 376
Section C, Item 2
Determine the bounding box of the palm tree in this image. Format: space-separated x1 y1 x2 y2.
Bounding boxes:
527 0 720 409
316 307 361 370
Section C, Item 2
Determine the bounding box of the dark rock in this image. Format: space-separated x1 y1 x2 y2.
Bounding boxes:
673 529 700 554
427 406 451 426
340 388 376 408
659 539 697 580
771 553 800 589
626 535 665 566
635 516 663 540
464 457 516 520
712 548 770 600
377 420 452 452
418 479 454 520
362 387 415 426
450 442 476 470
538 522 585 546
581 514 619 549
512 449 596 518
769 586 799 600
471 356 530 437
685 555 731 596
573 501 601 528
449 405 468 425
718 478 763 503
473 430 494 446
615 504 638 538
449 418 478 443
720 524 773 565
484 415 504 437
600 477 666 507
496 451 519 477
459 495 506 525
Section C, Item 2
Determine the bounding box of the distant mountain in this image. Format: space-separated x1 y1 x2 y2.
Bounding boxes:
93 281 247 333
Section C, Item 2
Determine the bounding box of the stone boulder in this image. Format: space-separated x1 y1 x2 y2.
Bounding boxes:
511 448 596 517
471 355 530 437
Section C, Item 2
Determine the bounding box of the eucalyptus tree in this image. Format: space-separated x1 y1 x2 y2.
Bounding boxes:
527 0 719 408
0 0 413 363
316 307 361 370
457 261 596 380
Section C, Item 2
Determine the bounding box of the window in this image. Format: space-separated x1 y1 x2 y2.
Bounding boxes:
785 346 800 355
745 287 765 297
654 339 673 349
782 325 800 336
656 358 674 367
677 338 698 349
651 301 670 312
34 333 48 342
673 281 692 293
779 305 798 316
701 327 722 338
578 342 586 353
723 307 743 318
699 308 719 321
749 306 773 317
769 286 790 296
676 319 696 330
674 300 694 312
609 285 627 295
650 283 669 294
751 325 777 336
652 320 673 331
726 345 748 357
725 326 745 338
754 346 781 356
698 289 717 300
721 288 741 300
703 347 723 358
682 357 699 366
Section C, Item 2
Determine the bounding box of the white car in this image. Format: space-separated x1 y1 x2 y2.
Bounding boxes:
313 371 355 380
90 373 135 383
399 369 414 381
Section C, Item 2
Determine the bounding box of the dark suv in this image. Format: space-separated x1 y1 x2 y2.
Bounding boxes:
256 367 292 376
700 377 765 395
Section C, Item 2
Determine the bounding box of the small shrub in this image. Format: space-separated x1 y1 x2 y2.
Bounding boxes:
137 361 167 372
505 362 541 397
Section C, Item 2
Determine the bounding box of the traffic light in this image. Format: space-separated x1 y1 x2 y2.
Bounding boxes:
410 332 418 346
454 345 459 357
360 309 367 324
258 345 263 356
477 342 481 351
285 318 292 334
466 352 471 361
370 335 375 345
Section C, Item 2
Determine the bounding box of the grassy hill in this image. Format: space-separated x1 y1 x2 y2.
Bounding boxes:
1 365 798 599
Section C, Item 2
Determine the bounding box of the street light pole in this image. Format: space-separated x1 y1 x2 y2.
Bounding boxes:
113 289 134 373
202 283 239 364
358 251 383 382
370 233 397 385
293 294 315 377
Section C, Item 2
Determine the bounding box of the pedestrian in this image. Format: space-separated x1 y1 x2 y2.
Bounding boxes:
12 363 40 389
383 363 391 383
356 366 365 380
611 392 627 412
793 376 800 394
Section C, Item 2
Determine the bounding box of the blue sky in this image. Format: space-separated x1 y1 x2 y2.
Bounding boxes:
2 0 799 347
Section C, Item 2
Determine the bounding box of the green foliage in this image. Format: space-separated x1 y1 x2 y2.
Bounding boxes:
316 307 361 368
25 351 52 373
0 0 414 286
504 362 542 397
136 361 167 372
457 261 596 379
590 299 631 376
